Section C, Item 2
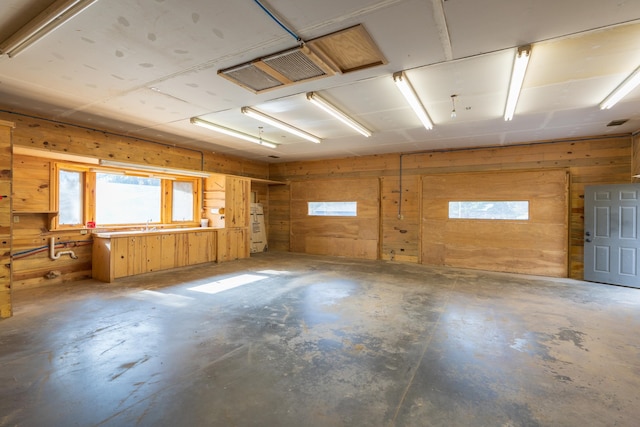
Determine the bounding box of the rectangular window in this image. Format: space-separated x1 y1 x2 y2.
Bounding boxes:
96 173 161 224
59 170 83 225
54 162 201 230
172 181 194 222
448 201 529 220
308 201 357 217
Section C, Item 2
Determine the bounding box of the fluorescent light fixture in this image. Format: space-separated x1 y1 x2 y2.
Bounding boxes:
600 65 640 110
241 107 321 143
504 45 531 121
392 72 433 130
99 160 211 178
0 0 99 58
306 92 372 137
190 117 277 149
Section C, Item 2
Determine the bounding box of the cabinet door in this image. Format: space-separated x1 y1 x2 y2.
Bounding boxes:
129 236 146 276
146 235 163 272
225 176 250 227
188 232 211 265
221 228 249 261
228 228 240 260
160 234 176 270
175 233 189 267
113 237 129 279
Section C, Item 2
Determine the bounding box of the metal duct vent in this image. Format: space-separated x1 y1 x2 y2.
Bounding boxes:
263 48 328 82
607 119 628 127
218 25 386 93
218 45 336 93
221 63 284 92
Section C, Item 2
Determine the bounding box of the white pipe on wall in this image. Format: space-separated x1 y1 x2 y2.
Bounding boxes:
49 237 78 260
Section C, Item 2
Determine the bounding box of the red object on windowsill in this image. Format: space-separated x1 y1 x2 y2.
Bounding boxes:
86 221 96 228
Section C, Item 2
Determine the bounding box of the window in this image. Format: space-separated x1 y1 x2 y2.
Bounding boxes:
308 201 357 217
172 181 194 222
448 201 529 220
54 163 201 229
96 173 161 224
58 170 83 225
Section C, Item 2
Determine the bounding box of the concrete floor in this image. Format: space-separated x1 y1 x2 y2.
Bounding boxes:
1 252 639 427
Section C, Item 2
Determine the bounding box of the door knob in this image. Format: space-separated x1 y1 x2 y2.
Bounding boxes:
585 238 592 243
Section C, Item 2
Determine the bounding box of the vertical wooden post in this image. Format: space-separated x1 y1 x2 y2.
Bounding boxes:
0 120 14 318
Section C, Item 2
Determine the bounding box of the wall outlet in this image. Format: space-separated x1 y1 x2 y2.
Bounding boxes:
13 215 19 223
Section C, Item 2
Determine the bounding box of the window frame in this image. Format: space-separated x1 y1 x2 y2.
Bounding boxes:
447 200 530 221
52 162 202 230
55 165 86 228
307 201 358 217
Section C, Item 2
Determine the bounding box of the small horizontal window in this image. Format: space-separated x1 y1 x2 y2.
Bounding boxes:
308 201 357 217
448 201 529 220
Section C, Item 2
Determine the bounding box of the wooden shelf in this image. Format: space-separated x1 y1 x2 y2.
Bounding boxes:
250 177 288 185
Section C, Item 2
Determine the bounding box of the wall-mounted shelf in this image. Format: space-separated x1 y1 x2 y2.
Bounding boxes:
13 210 57 214
250 177 288 185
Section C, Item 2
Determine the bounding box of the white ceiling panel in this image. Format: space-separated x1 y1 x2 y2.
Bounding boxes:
0 0 639 163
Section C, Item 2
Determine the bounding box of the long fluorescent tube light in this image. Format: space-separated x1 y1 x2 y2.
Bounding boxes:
0 0 99 58
99 160 211 178
306 92 372 137
190 117 277 149
392 72 433 130
241 107 321 143
504 45 531 121
600 65 640 110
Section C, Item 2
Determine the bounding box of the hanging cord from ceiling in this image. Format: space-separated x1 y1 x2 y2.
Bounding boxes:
253 0 303 44
450 94 457 119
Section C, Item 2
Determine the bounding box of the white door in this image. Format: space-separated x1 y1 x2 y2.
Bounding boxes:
584 184 640 287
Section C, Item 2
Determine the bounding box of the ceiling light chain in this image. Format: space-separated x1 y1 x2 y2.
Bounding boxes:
450 94 457 119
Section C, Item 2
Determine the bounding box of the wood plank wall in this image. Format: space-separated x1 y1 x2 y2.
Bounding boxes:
422 170 569 277
268 184 291 251
0 111 269 179
0 121 13 318
269 135 632 279
4 111 269 290
290 178 379 259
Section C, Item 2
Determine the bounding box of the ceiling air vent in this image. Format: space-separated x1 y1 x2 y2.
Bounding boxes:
220 63 284 92
607 119 628 127
218 24 386 93
218 45 336 93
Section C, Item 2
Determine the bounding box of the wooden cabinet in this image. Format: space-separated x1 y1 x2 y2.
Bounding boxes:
188 231 215 265
217 228 249 262
203 174 251 262
92 228 218 282
225 176 250 228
